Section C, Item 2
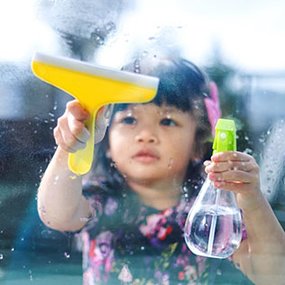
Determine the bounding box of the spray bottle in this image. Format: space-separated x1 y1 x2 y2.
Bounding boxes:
184 119 242 258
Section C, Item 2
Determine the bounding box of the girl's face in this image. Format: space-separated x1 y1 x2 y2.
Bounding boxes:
108 103 197 186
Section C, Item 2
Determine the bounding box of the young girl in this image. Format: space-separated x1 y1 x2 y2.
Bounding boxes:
37 55 285 284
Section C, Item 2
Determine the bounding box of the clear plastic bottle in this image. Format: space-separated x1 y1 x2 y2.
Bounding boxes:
184 119 242 259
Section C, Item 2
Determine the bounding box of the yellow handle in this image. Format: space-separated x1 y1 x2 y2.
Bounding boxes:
68 110 96 175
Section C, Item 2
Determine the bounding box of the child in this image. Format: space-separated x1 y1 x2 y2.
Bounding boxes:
37 55 285 284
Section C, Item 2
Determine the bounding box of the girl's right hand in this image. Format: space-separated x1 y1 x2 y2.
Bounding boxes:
54 100 90 153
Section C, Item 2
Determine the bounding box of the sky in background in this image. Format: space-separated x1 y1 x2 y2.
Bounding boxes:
0 0 285 72
96 0 285 71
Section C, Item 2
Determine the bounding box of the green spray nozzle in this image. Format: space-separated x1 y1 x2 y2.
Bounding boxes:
212 119 236 154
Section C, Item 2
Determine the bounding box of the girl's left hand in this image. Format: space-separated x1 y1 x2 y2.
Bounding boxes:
204 151 263 212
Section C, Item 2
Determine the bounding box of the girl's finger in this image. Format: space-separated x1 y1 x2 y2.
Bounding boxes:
205 160 255 173
67 100 90 121
209 170 257 184
56 117 86 152
54 126 78 153
67 115 90 143
211 180 254 194
211 151 252 162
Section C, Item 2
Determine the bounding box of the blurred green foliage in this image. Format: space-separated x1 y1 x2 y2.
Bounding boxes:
205 49 253 155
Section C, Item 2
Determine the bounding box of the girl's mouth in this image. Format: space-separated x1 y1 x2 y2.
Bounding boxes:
133 150 159 163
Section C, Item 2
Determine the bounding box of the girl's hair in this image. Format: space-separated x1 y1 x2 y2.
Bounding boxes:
85 55 212 191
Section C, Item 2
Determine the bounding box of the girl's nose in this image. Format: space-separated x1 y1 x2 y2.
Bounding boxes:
135 128 158 144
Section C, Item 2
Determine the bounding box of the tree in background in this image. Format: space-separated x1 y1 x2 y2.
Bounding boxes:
205 44 253 155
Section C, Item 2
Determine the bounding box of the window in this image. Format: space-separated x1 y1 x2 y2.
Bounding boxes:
1 1 284 284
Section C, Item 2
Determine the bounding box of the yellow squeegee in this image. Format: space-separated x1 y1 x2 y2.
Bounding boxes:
31 52 159 175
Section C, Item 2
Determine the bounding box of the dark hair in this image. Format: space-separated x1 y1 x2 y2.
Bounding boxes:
85 56 212 192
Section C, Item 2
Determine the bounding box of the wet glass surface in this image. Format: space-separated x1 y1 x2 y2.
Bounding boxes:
0 1 284 284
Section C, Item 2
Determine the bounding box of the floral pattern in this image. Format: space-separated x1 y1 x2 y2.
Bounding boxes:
80 187 237 285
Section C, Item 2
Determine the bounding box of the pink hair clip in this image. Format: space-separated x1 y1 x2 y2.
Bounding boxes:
204 81 222 136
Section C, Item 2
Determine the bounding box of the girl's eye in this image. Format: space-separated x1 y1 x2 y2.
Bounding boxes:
160 118 177 126
121 116 136 125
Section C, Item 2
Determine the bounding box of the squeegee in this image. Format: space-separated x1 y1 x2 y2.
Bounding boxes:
31 52 159 175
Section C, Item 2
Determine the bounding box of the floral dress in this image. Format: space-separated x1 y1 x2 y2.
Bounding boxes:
80 182 246 285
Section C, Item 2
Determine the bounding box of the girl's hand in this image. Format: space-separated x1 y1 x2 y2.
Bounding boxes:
54 100 90 153
204 151 263 212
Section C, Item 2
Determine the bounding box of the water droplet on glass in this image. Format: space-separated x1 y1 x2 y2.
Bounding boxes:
80 217 89 222
110 162 117 168
105 22 114 32
54 176 59 184
64 252 70 259
95 36 104 45
267 188 272 194
28 270 33 281
142 50 148 57
244 148 253 154
167 158 174 169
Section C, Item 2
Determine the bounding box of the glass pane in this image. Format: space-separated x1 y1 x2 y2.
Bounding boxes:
1 1 284 284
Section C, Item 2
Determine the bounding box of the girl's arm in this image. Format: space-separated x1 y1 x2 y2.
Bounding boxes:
37 100 92 232
233 193 285 285
205 151 285 285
